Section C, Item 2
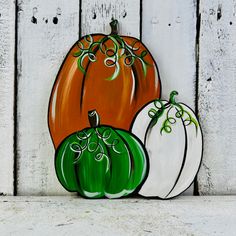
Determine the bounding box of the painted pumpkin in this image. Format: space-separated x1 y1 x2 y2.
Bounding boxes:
48 19 161 148
131 91 203 199
55 110 148 199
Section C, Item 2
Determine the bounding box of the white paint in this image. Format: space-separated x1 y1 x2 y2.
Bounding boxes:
61 142 69 187
0 0 15 195
17 0 80 195
142 0 197 195
129 70 135 104
198 0 236 194
132 100 202 198
105 189 133 199
0 196 236 235
168 105 202 198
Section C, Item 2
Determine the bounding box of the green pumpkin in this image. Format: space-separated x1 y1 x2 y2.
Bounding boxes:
55 110 148 199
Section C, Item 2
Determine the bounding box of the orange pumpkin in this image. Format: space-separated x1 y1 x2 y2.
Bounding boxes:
48 19 161 148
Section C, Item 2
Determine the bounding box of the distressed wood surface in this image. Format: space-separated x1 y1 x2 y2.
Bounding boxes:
198 0 236 194
142 0 197 195
0 0 15 195
0 196 235 235
81 0 140 37
16 0 80 195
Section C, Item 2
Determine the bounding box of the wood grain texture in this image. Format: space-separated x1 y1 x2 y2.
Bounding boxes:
0 196 236 235
81 0 140 37
198 0 236 194
17 0 80 195
142 0 197 195
0 0 15 195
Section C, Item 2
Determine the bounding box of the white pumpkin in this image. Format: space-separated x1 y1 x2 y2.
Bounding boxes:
131 91 203 199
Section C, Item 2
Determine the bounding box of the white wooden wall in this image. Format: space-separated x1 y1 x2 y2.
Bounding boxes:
0 0 235 196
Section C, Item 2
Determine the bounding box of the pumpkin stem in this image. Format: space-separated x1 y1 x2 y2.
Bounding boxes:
110 18 119 35
88 110 100 128
169 91 179 105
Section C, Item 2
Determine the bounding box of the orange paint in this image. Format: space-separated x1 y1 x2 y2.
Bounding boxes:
48 34 161 148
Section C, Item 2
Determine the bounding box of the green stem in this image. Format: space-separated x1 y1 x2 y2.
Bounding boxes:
169 91 179 105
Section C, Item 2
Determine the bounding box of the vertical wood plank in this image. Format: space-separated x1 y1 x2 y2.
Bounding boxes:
17 0 80 195
0 0 15 195
81 0 140 37
198 0 236 194
142 1 197 195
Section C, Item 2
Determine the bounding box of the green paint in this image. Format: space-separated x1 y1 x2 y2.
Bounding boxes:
148 91 199 134
74 32 149 80
55 126 147 199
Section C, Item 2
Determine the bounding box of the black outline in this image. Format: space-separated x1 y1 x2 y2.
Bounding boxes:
54 125 149 199
139 0 143 41
165 114 188 198
79 0 82 39
130 62 139 100
130 99 204 200
114 129 150 197
13 0 19 196
194 0 201 196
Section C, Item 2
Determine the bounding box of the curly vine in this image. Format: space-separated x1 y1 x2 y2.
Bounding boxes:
69 127 122 172
74 34 149 81
148 91 199 135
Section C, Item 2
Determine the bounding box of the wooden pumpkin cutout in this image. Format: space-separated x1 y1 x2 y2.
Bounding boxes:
55 110 148 199
48 18 203 200
48 19 161 148
131 91 203 199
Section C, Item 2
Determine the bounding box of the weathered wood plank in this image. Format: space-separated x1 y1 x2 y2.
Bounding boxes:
142 0 197 195
0 0 15 195
198 0 236 194
81 0 140 37
17 0 80 195
0 196 236 235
